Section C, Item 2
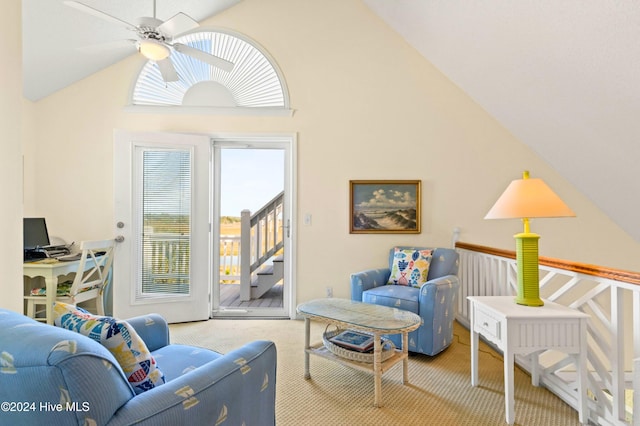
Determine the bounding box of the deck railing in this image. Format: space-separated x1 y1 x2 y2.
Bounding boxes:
144 192 284 301
143 233 189 294
455 242 640 425
220 235 241 283
145 233 241 285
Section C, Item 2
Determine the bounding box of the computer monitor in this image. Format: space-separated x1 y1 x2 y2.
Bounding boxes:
23 217 51 250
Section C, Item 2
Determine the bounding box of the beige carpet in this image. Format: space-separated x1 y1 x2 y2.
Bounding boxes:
169 319 580 425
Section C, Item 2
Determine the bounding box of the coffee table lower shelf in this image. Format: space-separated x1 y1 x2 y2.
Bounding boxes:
304 335 412 408
305 342 407 375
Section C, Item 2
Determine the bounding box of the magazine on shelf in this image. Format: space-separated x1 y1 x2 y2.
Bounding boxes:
329 329 375 352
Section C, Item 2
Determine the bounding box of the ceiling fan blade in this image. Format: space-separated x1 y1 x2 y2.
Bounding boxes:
63 1 137 31
156 58 179 82
172 43 234 72
157 13 200 38
76 39 137 53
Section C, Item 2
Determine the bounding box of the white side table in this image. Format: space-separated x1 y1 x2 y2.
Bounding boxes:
468 296 589 425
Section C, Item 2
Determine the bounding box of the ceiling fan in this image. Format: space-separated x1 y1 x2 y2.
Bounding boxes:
63 0 234 82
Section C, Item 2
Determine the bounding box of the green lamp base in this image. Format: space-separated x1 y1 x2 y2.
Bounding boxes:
514 232 544 307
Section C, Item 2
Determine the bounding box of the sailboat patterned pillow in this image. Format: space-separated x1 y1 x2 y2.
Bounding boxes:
53 302 165 394
388 247 433 287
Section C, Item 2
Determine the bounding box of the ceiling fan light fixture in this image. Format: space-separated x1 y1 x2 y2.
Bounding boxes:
138 39 170 61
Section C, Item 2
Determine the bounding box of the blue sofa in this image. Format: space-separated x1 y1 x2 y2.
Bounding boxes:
0 308 277 425
351 247 460 356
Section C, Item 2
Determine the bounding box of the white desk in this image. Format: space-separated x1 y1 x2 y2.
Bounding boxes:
468 296 589 425
23 258 88 324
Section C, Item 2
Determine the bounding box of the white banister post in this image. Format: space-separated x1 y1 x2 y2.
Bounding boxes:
634 291 640 426
452 227 460 249
240 209 251 301
612 286 625 421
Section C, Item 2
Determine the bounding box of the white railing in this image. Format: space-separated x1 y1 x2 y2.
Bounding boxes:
143 233 189 293
219 235 241 283
144 191 284 301
146 234 240 285
455 242 640 426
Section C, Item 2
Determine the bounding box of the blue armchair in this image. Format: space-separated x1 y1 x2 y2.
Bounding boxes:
0 308 276 425
350 246 460 356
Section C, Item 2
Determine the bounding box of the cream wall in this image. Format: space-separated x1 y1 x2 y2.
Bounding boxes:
23 0 640 308
0 0 24 312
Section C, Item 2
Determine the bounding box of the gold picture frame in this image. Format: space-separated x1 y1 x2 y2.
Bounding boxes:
349 180 421 234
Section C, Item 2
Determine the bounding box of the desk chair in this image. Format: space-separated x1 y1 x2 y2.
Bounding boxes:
25 239 115 322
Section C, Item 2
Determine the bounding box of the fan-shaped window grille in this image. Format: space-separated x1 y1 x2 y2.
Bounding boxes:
132 30 288 109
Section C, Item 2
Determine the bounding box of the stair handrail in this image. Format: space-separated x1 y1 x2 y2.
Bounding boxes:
249 191 285 271
455 241 640 425
240 191 284 300
455 241 640 285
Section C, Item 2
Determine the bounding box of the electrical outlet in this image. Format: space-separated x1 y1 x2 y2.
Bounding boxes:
326 286 333 298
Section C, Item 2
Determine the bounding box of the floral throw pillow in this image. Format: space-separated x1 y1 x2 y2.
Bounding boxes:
53 302 165 394
388 248 433 287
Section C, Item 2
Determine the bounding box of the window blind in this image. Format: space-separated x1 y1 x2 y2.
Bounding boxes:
138 149 192 296
132 31 286 108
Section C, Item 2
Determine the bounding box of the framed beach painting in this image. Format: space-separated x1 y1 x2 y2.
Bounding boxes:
349 180 421 234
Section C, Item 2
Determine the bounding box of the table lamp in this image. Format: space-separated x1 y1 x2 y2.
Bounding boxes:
485 171 575 306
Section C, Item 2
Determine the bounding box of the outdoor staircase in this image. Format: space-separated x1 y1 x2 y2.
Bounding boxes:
250 255 284 299
239 191 285 301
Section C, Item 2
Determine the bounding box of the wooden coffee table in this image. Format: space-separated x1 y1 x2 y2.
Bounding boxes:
296 298 422 407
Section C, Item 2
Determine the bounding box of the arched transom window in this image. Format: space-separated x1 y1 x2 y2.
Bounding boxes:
131 30 288 109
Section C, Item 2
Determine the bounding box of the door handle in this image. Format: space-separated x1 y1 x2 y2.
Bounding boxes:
280 219 291 237
115 235 125 243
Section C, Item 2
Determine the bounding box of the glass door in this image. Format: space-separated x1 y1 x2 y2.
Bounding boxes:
212 137 293 318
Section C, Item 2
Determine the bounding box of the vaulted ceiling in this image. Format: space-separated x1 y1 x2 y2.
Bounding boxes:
22 0 640 242
363 1 640 242
22 0 242 101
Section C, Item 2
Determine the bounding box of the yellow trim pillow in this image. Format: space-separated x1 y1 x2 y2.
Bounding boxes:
53 302 165 394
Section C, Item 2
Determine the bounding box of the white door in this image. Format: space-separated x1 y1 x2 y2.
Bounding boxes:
113 130 211 322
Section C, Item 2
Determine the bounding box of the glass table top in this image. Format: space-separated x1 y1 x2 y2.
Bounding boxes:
297 298 421 332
